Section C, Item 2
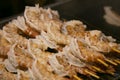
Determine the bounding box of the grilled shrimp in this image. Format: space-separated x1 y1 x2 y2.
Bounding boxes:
3 22 28 48
77 40 105 62
3 43 34 73
33 52 69 80
10 44 33 68
84 30 118 53
46 21 70 45
12 16 40 38
28 34 58 51
61 20 86 38
24 5 60 32
0 30 10 57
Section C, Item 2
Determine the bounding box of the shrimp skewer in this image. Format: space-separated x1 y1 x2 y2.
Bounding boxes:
70 38 105 64
69 38 117 74
0 5 120 80
62 21 120 67
24 5 60 32
3 22 28 48
48 47 100 79
12 16 40 38
24 5 70 45
84 30 119 53
46 21 70 45
62 21 120 53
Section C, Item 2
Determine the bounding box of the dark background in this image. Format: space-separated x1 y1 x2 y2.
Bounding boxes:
0 0 57 19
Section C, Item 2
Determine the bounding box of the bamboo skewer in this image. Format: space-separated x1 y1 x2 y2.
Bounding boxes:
84 70 100 79
112 47 120 53
105 59 118 66
73 75 83 80
92 66 104 73
114 59 120 64
97 59 109 67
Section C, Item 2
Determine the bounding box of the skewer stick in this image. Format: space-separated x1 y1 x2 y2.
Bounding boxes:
114 59 120 64
73 75 83 80
107 71 114 75
84 70 100 79
112 47 120 53
105 59 118 66
92 66 104 73
97 59 108 67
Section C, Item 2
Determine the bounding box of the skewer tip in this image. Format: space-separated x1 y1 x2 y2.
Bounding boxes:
105 59 118 66
92 66 104 73
73 75 83 80
112 47 120 53
84 70 100 79
114 59 120 64
97 59 109 67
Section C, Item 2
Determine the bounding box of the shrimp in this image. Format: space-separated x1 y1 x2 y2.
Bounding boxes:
11 44 33 69
46 21 70 45
0 30 10 57
3 22 28 48
61 20 86 38
84 30 118 53
24 5 60 32
4 43 34 73
77 40 105 62
34 53 69 80
12 16 40 38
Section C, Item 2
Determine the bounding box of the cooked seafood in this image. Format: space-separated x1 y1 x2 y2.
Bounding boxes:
24 4 70 45
3 22 28 48
62 20 120 53
0 30 11 59
0 5 120 80
12 16 40 38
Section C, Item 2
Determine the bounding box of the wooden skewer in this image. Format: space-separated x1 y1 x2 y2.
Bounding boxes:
107 71 114 75
114 59 120 64
97 59 108 67
73 75 83 80
84 70 100 79
92 66 104 73
112 47 120 53
105 59 118 66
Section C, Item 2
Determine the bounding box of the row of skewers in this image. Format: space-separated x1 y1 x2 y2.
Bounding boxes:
0 5 120 80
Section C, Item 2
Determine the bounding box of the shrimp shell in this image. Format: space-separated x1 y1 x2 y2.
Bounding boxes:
3 22 28 48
